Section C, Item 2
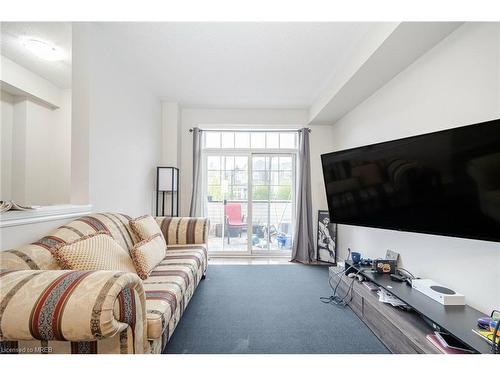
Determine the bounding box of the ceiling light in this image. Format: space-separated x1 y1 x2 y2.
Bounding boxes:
21 37 65 61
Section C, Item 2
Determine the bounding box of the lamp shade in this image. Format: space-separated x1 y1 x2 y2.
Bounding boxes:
158 167 178 192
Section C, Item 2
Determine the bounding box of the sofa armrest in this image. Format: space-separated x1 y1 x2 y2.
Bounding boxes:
155 217 210 245
0 269 148 353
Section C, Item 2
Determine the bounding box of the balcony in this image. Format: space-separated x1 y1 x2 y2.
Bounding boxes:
207 200 293 253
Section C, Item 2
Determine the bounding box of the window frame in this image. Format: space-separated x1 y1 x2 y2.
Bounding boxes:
200 129 299 256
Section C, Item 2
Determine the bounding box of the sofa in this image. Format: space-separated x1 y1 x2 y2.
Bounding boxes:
0 213 209 354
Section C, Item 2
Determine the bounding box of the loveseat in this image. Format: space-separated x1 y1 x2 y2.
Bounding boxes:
0 213 209 354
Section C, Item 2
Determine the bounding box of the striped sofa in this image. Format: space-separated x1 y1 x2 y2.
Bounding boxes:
0 213 209 354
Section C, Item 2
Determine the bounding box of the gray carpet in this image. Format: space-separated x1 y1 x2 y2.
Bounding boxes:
164 264 389 354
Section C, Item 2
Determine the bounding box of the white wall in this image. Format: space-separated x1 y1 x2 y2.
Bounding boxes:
72 23 161 217
1 92 14 200
52 89 72 203
11 99 27 203
24 99 60 204
0 55 61 108
23 97 71 205
0 93 71 205
179 107 333 252
331 22 500 314
1 55 72 206
161 102 180 167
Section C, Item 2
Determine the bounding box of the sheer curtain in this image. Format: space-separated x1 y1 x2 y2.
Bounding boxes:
189 127 203 217
291 128 315 263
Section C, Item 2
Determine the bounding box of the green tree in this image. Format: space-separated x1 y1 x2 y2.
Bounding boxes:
274 185 291 200
253 186 269 200
207 185 222 201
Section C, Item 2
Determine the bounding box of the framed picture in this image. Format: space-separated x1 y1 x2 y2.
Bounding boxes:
317 210 337 264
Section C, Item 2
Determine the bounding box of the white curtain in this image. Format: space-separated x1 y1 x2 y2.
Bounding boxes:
291 128 315 263
189 127 203 217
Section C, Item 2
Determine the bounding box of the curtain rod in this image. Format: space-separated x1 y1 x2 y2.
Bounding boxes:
189 128 311 133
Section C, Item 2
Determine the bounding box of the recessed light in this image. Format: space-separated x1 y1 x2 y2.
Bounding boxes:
20 37 65 61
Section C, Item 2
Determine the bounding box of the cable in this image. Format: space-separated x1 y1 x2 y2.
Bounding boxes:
320 266 352 305
330 265 353 296
320 248 357 306
320 267 363 307
397 267 416 279
334 268 363 306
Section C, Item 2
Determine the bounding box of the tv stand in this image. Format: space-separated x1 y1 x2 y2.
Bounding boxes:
336 261 493 354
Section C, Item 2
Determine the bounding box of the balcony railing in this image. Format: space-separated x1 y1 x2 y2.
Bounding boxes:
206 200 292 227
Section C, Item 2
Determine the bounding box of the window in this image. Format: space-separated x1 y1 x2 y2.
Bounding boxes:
203 131 297 149
202 129 298 254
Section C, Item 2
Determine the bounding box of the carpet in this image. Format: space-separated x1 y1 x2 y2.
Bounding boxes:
164 264 390 354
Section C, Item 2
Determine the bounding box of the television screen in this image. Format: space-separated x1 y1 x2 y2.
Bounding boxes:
321 119 500 242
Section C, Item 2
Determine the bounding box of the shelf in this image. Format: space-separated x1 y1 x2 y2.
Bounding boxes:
344 260 493 354
0 204 92 228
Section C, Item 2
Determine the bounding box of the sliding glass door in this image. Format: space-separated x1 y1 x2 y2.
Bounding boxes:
206 154 249 253
203 130 297 256
251 154 294 253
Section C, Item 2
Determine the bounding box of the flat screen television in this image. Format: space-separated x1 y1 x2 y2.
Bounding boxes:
321 119 500 242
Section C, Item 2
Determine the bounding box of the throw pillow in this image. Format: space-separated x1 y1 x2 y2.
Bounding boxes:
130 234 167 280
130 215 166 244
51 231 137 273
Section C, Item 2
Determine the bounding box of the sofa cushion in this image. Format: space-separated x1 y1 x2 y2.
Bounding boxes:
143 246 207 340
130 234 167 280
51 232 137 273
130 215 166 245
164 244 208 273
155 217 209 245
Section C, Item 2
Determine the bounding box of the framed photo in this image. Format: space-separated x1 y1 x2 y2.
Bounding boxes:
317 210 337 264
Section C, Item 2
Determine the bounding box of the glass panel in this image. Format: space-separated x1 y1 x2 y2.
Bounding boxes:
270 171 279 185
206 154 249 253
205 132 221 148
253 185 269 200
279 171 292 185
271 185 292 200
223 170 234 184
270 156 279 171
252 171 268 185
251 200 268 250
279 133 296 149
207 156 221 170
207 185 222 201
235 132 250 148
251 133 266 148
224 156 234 170
266 133 279 148
207 171 221 185
234 171 248 185
235 156 248 170
270 201 293 250
251 154 294 253
221 132 235 148
252 157 267 171
232 186 247 200
279 156 292 170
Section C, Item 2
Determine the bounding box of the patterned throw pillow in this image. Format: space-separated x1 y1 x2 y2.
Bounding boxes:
130 215 166 244
50 232 137 273
130 234 167 280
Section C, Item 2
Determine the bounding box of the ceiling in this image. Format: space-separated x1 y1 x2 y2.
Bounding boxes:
95 22 377 108
0 22 381 107
1 22 72 89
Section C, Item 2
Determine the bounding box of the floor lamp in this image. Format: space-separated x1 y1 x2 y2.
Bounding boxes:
156 167 179 217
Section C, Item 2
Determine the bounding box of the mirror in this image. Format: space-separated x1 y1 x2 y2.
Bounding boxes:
1 22 72 207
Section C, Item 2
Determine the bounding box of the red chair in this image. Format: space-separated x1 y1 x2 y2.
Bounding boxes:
225 203 246 244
